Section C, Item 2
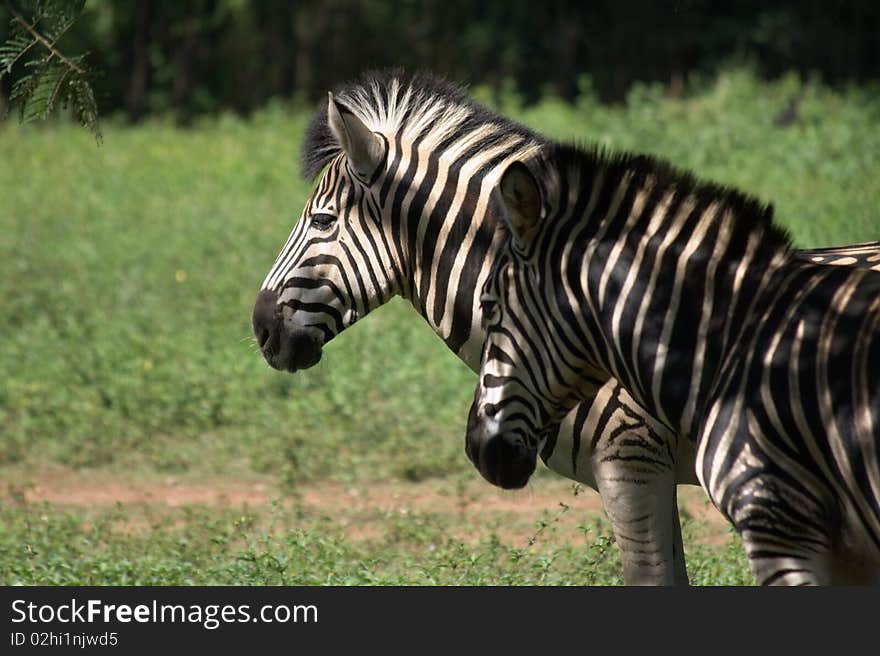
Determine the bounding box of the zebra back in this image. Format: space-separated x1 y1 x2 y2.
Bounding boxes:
798 241 880 270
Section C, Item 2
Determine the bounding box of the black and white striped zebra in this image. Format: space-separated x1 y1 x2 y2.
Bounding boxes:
250 71 879 585
465 143 880 585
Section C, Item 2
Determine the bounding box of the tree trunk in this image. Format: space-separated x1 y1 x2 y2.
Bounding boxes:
127 0 150 122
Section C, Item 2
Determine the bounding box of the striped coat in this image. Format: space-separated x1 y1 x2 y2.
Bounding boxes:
466 143 880 584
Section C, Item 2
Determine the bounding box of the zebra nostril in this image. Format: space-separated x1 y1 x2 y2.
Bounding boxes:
257 327 270 348
252 288 279 352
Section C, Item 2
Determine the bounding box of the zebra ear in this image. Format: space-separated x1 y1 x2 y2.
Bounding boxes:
499 161 541 244
327 92 385 181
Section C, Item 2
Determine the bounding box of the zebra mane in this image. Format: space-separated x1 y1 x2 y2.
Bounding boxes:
536 141 794 250
300 68 541 181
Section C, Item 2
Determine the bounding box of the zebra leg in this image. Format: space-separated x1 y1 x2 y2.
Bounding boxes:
670 486 689 584
592 386 688 585
542 383 689 584
590 385 687 585
734 502 833 585
741 535 832 586
701 448 835 586
594 457 683 585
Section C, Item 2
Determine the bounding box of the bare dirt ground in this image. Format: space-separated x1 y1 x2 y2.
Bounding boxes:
2 465 730 546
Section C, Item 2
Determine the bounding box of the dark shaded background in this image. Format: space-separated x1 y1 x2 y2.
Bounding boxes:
2 0 878 122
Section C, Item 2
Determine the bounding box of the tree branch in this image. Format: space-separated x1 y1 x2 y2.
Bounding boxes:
6 1 83 75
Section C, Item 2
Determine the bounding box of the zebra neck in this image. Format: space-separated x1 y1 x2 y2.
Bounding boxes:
391 135 541 371
396 195 507 372
561 174 791 438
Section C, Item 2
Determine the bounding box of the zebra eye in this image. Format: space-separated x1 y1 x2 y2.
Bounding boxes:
311 212 337 231
480 293 501 329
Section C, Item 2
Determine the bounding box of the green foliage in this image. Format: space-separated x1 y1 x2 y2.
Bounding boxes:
1 0 99 139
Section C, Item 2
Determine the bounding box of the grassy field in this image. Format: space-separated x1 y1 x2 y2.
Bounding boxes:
1 70 878 585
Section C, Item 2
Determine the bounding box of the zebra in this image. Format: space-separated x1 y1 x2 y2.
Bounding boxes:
799 243 880 271
465 142 880 585
250 70 880 585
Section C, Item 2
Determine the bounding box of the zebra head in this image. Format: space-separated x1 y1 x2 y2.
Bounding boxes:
252 93 394 372
466 161 608 488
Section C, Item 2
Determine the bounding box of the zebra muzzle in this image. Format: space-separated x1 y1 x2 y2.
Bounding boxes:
252 288 325 372
465 402 537 489
275 328 324 372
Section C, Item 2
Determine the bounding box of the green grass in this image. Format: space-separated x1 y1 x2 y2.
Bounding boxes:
0 480 751 586
1 70 877 585
2 491 616 586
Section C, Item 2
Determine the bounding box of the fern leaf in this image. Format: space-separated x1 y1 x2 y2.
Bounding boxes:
68 75 100 139
0 31 34 75
9 72 39 120
1 0 100 141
